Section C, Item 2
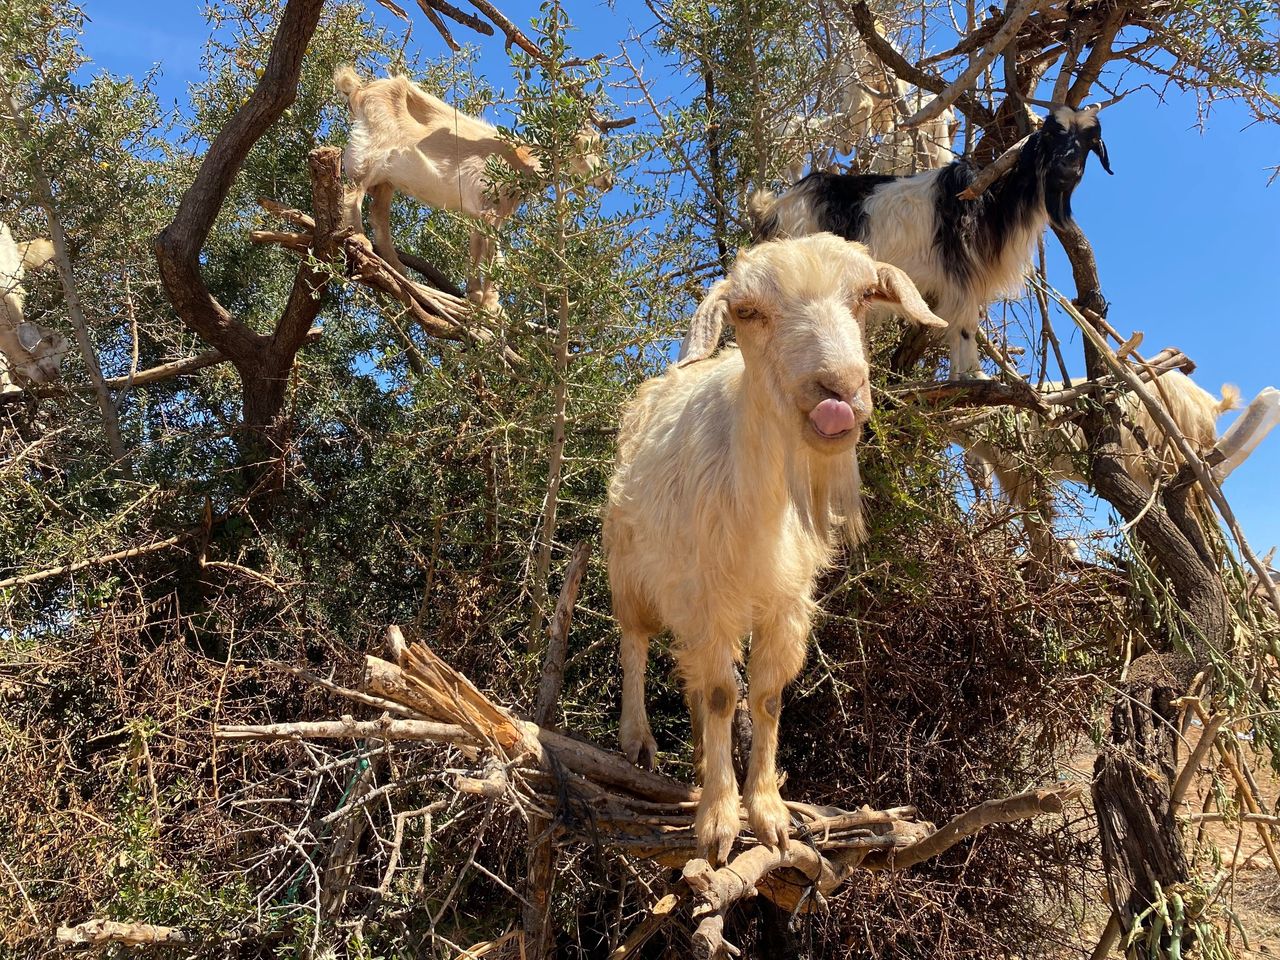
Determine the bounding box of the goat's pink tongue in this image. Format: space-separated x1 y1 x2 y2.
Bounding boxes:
809 398 857 437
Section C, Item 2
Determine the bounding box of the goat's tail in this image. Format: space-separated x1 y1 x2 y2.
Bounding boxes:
747 189 779 240
20 238 55 272
1218 383 1243 414
333 65 364 107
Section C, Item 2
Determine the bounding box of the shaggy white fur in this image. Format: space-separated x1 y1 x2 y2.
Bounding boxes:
605 234 945 863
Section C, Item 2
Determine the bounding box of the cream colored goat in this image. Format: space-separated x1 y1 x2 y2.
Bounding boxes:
965 371 1239 556
866 91 957 175
1 222 66 389
834 24 904 151
834 27 955 175
334 65 611 310
604 234 945 862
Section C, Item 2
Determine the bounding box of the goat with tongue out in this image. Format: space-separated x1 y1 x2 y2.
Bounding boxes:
609 234 945 867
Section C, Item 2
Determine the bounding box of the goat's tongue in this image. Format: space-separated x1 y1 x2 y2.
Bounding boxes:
809 398 857 437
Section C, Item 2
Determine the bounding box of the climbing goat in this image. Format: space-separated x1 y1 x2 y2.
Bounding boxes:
832 26 955 175
865 90 957 175
749 106 1113 378
1 222 66 389
963 370 1238 557
605 234 946 863
334 65 611 310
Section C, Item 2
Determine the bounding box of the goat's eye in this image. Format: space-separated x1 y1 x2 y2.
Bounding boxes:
733 304 759 322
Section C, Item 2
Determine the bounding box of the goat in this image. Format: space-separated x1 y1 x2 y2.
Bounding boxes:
831 25 955 175
771 112 849 183
605 234 946 863
749 106 1113 379
833 23 904 151
334 65 612 310
963 371 1238 557
865 90 957 175
1 222 66 389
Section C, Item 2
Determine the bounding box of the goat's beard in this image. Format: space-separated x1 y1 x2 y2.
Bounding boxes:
787 446 865 548
1044 185 1077 230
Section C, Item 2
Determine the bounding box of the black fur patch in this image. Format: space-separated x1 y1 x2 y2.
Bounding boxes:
761 172 896 242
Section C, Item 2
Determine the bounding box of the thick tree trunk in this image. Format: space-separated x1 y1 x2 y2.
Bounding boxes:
1093 661 1194 955
1055 220 1229 957
154 0 331 505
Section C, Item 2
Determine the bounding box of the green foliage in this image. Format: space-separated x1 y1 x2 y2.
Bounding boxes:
2 0 1278 956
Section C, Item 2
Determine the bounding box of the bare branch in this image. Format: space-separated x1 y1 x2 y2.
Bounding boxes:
533 540 593 726
900 0 1043 129
57 920 191 948
956 133 1032 199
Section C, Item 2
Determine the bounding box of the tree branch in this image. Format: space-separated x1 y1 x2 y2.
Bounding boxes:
533 540 592 727
154 0 326 366
901 0 1043 129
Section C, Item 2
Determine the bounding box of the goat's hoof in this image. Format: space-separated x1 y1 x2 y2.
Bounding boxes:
620 724 658 771
696 796 742 867
746 792 792 851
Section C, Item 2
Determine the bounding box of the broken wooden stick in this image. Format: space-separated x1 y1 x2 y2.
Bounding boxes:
57 919 191 947
215 632 1082 957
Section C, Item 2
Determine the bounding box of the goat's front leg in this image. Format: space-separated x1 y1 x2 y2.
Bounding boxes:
946 315 988 380
618 625 658 770
467 217 501 312
681 643 742 865
744 603 810 851
343 184 366 236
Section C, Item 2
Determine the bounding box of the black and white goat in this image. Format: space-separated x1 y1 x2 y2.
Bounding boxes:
745 106 1113 378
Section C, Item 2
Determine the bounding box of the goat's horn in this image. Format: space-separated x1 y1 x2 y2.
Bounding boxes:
590 114 637 133
677 278 730 366
1082 90 1132 112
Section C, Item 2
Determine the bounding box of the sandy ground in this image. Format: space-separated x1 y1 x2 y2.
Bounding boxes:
1065 723 1280 957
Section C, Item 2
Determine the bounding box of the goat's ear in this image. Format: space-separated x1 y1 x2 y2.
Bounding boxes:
677 278 730 366
870 263 948 328
1089 135 1113 175
16 322 45 353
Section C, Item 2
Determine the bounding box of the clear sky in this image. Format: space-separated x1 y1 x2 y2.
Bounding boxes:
80 1 1279 555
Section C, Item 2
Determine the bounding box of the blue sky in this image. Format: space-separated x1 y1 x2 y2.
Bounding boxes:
82 1 1279 554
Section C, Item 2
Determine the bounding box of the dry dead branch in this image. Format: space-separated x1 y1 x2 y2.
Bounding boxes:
56 919 191 947
251 203 525 367
215 631 1084 953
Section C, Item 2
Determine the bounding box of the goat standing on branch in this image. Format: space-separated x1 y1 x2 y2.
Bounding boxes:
830 23 956 175
749 106 1113 378
964 370 1239 558
334 65 612 310
605 234 946 863
1 222 67 390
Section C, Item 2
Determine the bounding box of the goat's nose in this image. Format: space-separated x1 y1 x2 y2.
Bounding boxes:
819 377 867 410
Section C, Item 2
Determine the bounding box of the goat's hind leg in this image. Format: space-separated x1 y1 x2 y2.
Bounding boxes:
744 601 811 851
367 183 410 276
618 623 659 770
467 216 502 312
614 578 660 770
